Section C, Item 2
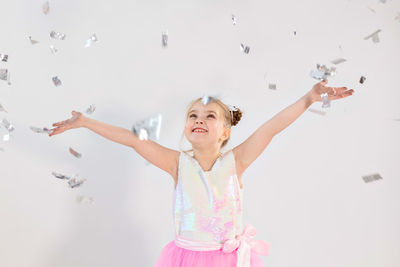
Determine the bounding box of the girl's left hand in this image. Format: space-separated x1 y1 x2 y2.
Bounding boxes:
309 80 354 103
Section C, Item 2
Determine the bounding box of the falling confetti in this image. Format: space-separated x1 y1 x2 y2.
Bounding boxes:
0 54 8 62
69 147 82 158
0 69 9 81
30 126 53 134
310 64 336 80
1 119 14 132
320 93 330 108
240 43 250 54
0 147 4 152
232 14 237 25
3 134 10 142
85 104 96 114
29 36 39 44
132 113 162 141
308 108 326 116
52 171 72 179
85 34 98 48
331 58 346 65
49 45 58 54
364 29 381 43
42 1 49 14
76 195 94 204
50 30 66 40
268 83 276 90
68 178 86 188
359 76 366 84
52 76 62 86
362 173 382 183
162 31 168 47
0 103 7 113
201 95 211 105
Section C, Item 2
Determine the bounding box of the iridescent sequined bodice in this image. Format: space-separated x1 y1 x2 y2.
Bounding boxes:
173 149 243 249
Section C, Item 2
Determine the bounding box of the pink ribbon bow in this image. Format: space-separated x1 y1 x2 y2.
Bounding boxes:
222 223 270 267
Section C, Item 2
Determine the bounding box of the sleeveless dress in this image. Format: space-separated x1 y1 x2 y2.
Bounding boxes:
153 149 270 267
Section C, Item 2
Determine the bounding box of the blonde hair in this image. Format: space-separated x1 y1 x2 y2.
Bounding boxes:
179 96 243 152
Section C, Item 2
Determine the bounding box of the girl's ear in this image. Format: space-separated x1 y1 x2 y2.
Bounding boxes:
223 128 231 140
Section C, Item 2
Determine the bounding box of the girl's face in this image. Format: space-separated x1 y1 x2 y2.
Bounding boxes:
184 101 230 149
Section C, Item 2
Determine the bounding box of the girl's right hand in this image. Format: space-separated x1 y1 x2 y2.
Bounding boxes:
49 111 86 137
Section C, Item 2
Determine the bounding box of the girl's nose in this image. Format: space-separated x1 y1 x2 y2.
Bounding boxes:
195 120 204 124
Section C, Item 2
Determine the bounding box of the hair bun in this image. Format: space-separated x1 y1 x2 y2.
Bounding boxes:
230 106 242 126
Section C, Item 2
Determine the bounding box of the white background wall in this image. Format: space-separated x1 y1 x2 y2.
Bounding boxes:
1 0 399 266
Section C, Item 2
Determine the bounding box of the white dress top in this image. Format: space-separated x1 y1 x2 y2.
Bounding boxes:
173 149 243 251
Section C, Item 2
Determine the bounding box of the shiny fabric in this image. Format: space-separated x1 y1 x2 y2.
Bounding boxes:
154 149 269 266
173 149 243 248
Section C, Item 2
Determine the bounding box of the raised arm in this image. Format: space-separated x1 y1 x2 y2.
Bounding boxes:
49 111 180 179
233 81 354 175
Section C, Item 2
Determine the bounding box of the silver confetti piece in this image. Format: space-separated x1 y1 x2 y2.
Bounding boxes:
69 147 82 158
49 45 58 54
0 103 7 113
0 54 8 62
29 36 39 44
42 1 49 14
0 69 8 81
85 104 96 114
359 76 366 84
364 29 381 43
308 108 326 116
3 134 10 142
85 34 98 48
0 147 4 152
52 171 72 179
52 76 62 86
232 14 237 25
331 58 346 65
76 195 94 204
201 95 211 105
321 92 330 108
162 31 168 47
268 83 276 90
367 7 376 13
50 30 66 40
310 64 336 80
379 0 387 3
29 126 53 134
132 113 162 141
395 13 400 23
68 177 86 188
1 119 14 132
362 173 383 183
240 43 250 54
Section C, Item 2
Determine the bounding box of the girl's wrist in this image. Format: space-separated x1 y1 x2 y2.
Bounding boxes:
305 91 316 104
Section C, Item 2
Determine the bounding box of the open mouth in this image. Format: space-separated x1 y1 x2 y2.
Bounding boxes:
192 128 208 133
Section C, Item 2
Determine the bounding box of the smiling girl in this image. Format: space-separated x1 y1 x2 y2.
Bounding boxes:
49 80 354 267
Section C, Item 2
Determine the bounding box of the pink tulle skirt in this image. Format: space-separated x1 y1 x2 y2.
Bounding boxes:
154 240 266 267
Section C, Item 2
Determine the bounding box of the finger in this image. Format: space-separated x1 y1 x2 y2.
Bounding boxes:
49 126 66 136
52 120 67 127
329 90 354 100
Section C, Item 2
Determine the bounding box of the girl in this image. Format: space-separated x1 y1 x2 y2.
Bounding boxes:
49 80 354 267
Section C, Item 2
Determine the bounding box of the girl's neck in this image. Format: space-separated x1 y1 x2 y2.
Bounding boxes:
192 148 222 172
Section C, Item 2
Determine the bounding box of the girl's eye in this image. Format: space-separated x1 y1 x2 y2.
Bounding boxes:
207 114 215 118
189 114 197 118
